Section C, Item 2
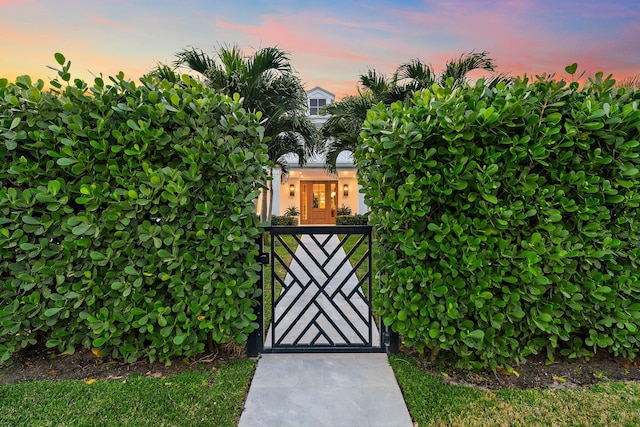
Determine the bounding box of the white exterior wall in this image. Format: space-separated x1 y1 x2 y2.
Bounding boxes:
276 166 361 216
271 172 281 217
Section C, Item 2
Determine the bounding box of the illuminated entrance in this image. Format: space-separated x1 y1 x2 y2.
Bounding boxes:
300 181 338 224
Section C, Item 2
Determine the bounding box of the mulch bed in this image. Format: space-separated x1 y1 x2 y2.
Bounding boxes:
410 351 640 390
0 344 244 385
2 344 640 390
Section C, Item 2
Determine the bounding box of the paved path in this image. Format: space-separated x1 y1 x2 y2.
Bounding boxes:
239 354 413 427
239 234 412 427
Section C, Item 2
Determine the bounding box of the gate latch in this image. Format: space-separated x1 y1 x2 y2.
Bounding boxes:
257 253 270 265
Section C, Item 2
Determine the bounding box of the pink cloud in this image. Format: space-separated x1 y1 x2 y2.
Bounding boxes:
367 1 635 82
212 12 389 96
3 0 637 99
215 15 369 64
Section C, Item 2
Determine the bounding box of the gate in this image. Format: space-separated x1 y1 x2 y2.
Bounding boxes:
247 225 396 355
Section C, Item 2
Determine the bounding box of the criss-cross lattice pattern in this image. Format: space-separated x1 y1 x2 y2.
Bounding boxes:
267 227 378 351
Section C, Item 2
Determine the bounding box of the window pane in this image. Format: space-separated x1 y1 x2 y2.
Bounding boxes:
318 99 326 107
310 99 318 106
313 184 325 209
301 183 308 220
330 183 337 218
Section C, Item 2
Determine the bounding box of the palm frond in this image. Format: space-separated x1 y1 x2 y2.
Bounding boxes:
483 72 513 89
395 59 436 88
320 94 374 173
174 48 217 75
145 63 181 83
166 43 318 218
249 47 291 76
323 50 504 171
216 44 246 75
324 143 350 175
359 69 390 98
615 74 640 89
250 72 307 114
266 115 320 160
439 51 496 87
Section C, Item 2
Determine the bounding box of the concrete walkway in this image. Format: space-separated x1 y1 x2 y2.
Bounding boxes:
239 234 412 427
239 354 413 427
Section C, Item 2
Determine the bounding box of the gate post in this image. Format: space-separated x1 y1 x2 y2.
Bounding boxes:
383 324 399 354
380 271 399 354
247 231 268 357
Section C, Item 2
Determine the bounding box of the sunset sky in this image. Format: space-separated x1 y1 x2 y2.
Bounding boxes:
1 0 639 98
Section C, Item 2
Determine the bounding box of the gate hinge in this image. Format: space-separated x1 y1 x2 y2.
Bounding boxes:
382 330 390 346
257 254 270 265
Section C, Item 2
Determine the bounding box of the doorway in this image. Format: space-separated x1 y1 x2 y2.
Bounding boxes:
300 181 338 225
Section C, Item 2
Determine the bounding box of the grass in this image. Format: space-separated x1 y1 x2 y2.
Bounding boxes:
340 233 371 283
390 354 640 427
4 351 638 427
262 233 297 333
0 358 255 427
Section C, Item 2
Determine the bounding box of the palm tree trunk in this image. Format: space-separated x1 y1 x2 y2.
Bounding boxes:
260 187 268 223
260 169 272 223
268 180 275 223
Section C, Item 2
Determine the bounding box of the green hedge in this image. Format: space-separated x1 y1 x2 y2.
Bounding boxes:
336 214 368 225
271 215 298 226
0 54 268 365
356 72 640 369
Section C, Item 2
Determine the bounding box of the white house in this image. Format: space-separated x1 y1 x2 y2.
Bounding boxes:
270 86 367 224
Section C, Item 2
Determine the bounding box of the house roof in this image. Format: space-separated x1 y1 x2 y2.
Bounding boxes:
306 86 335 98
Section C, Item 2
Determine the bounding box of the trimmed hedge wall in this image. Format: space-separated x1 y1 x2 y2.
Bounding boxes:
271 215 298 226
0 55 268 365
336 214 368 225
357 73 640 369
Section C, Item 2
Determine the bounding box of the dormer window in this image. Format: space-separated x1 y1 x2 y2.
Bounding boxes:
309 98 327 116
306 87 334 118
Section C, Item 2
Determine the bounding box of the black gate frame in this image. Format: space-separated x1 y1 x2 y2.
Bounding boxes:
247 226 398 357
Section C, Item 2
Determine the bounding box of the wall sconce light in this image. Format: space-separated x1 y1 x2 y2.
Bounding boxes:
289 184 295 197
343 184 349 197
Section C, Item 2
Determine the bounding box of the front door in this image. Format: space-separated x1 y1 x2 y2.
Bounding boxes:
300 181 338 225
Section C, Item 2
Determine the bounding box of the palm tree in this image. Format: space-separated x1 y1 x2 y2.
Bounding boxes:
151 45 320 222
321 51 503 172
320 92 375 173
615 74 640 89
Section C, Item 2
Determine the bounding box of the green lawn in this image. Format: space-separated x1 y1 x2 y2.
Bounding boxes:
2 342 638 427
0 358 255 427
390 354 640 427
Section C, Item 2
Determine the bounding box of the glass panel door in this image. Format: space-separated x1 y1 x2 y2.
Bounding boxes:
312 184 326 209
299 181 338 224
330 183 337 219
301 182 308 222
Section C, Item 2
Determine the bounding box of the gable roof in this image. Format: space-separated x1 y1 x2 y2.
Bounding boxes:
306 86 335 99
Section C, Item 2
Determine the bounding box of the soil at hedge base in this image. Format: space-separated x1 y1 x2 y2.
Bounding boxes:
406 350 640 390
2 344 639 390
0 344 244 385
